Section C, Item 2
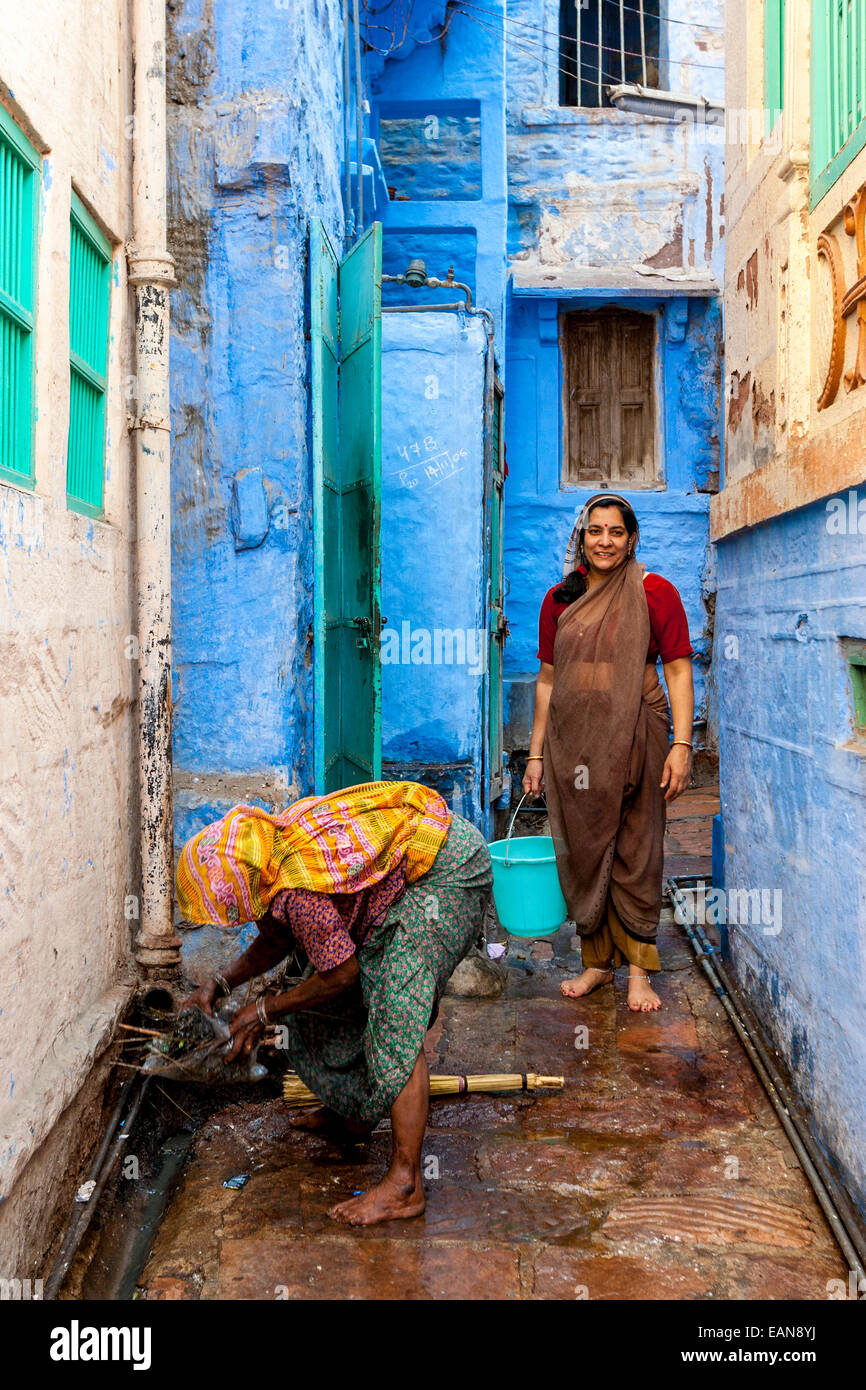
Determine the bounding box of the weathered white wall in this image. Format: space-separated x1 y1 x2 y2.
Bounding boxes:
715 0 866 526
0 0 137 1272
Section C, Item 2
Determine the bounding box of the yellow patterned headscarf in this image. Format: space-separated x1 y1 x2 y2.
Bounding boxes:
176 780 452 927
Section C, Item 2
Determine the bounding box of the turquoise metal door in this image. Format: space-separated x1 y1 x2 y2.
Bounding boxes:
311 219 382 792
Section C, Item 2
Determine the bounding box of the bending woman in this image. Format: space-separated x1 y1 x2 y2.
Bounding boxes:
522 494 694 1013
177 780 492 1225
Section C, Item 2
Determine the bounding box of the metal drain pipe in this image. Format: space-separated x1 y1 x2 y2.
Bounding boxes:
128 0 180 978
665 876 866 1283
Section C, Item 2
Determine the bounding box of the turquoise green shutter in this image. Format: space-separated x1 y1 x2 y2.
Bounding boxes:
488 375 505 801
336 222 383 789
67 194 111 515
811 0 866 207
311 219 383 793
765 0 785 131
0 106 39 485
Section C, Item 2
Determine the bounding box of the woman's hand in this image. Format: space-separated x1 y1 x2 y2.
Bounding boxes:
178 978 220 1018
660 745 692 802
224 1002 265 1061
522 758 544 799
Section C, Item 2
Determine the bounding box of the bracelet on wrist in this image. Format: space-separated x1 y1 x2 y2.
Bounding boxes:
214 972 232 998
525 754 544 762
256 995 270 1027
671 740 693 750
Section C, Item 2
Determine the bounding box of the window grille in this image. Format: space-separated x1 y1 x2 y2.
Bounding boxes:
560 0 661 108
0 106 39 485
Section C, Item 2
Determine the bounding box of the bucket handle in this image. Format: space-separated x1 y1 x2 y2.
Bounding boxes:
504 791 548 867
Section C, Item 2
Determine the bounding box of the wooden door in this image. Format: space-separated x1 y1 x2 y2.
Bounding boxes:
564 307 656 486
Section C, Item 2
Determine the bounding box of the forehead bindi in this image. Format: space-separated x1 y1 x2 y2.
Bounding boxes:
586 508 627 530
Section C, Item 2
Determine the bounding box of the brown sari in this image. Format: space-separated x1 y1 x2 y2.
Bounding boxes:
543 558 670 945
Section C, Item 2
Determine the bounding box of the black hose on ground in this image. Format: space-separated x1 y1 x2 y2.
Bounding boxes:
665 876 866 1284
43 1076 151 1300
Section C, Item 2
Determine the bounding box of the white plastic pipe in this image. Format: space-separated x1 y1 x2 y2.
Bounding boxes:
127 0 179 973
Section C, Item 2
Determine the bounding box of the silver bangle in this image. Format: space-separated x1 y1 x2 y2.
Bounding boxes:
256 995 270 1027
214 972 231 998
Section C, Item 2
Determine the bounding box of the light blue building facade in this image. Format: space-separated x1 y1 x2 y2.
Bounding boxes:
501 0 725 758
165 1 724 843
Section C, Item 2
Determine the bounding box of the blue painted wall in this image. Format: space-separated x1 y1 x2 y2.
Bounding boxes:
368 1 508 830
380 311 489 828
167 0 347 854
501 0 724 751
368 2 508 341
503 292 720 741
715 499 866 1212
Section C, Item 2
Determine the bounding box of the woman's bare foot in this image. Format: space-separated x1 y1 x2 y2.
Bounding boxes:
328 1168 425 1226
288 1106 372 1141
288 1105 334 1132
627 969 662 1012
560 966 614 999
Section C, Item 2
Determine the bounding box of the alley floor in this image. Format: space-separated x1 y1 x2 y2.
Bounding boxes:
138 789 846 1300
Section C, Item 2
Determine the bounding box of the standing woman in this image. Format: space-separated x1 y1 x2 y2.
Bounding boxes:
522 494 694 1012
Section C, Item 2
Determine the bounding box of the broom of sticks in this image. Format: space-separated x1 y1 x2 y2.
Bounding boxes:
282 1071 564 1106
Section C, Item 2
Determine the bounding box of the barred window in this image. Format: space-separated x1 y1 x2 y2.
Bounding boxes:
560 0 661 108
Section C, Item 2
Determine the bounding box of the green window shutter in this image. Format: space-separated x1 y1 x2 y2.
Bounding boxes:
811 0 866 208
67 193 111 516
765 0 785 132
0 106 39 486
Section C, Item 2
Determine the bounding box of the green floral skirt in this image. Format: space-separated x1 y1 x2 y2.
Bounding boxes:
277 813 492 1125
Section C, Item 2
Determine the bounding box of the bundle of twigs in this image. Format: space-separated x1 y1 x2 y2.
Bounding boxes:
282 1071 564 1106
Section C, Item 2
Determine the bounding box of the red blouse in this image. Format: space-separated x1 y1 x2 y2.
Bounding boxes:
264 863 407 973
537 572 693 666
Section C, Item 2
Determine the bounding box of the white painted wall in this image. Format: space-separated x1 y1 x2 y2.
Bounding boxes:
0 0 138 1266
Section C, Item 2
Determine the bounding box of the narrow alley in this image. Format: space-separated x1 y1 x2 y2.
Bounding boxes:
2 0 866 1343
123 792 842 1301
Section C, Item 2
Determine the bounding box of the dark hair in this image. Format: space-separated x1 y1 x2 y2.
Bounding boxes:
553 495 640 605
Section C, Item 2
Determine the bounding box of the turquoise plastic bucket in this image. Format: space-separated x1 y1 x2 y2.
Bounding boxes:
489 802 566 938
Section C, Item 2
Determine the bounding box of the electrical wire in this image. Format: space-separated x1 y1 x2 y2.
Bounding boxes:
406 1 464 46
617 0 724 31
458 0 726 71
456 7 642 91
362 0 462 55
361 0 413 56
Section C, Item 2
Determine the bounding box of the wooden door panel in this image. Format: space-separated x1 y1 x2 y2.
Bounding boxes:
564 308 656 484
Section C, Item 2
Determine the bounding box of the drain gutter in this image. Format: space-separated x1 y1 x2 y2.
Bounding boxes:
116 1128 197 1301
665 876 866 1283
44 1077 151 1300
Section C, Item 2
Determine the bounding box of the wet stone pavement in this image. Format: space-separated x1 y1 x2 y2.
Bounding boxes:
139 790 845 1300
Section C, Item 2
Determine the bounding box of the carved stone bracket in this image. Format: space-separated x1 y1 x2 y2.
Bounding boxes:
817 232 846 411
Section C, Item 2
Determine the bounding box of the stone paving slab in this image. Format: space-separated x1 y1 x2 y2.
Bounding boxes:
139 787 846 1301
